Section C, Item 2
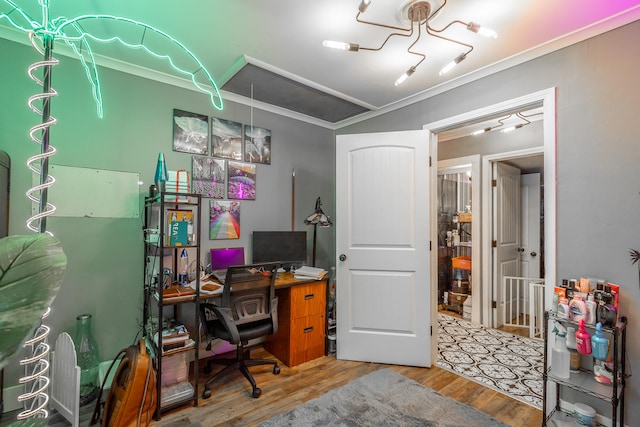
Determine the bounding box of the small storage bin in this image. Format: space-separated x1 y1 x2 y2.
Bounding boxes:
161 352 188 387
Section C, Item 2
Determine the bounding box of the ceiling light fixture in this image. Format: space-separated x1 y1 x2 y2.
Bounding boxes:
470 111 540 136
323 0 497 85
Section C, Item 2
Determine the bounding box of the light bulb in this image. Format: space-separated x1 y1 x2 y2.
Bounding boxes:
323 40 359 51
439 53 467 75
467 22 497 38
501 124 524 133
359 0 371 13
395 66 416 86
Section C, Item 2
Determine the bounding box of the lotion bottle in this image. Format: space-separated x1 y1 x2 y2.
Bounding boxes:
551 322 570 379
557 297 570 319
569 294 588 323
575 319 592 355
591 322 609 361
586 293 597 326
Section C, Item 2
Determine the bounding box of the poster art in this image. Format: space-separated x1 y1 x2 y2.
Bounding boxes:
173 109 209 155
210 200 240 240
211 117 243 160
192 156 225 198
227 161 256 200
244 125 271 165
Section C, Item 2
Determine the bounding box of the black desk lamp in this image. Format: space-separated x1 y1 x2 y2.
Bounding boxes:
304 197 333 267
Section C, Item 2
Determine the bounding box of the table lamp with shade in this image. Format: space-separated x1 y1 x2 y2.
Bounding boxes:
304 197 333 267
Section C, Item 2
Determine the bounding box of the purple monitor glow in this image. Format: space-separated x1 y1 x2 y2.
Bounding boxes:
210 247 245 270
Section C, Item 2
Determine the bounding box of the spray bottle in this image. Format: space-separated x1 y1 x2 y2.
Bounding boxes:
551 322 570 379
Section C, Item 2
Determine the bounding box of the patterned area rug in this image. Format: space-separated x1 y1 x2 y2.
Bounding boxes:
258 368 509 427
437 313 543 408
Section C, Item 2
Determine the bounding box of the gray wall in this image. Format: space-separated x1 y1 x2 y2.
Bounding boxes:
339 20 640 425
0 37 334 392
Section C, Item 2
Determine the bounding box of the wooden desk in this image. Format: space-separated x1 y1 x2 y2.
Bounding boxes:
265 272 328 367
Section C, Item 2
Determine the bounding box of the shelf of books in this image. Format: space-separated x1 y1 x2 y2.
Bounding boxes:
143 191 201 420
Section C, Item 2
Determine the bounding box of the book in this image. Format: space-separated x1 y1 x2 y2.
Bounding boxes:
166 209 194 246
162 339 195 355
294 266 328 280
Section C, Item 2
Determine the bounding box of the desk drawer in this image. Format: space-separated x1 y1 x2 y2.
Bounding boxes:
290 282 325 319
289 313 325 367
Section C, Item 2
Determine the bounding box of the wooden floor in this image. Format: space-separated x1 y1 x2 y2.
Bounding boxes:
154 346 542 427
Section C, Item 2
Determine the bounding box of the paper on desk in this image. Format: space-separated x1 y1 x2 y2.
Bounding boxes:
187 277 223 295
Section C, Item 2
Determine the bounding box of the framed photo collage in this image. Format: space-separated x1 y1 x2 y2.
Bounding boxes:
172 109 272 239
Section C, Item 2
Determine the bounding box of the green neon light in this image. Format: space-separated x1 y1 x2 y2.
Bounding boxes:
0 1 224 116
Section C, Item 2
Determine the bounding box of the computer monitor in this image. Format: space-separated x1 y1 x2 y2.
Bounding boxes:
252 231 307 271
210 247 245 271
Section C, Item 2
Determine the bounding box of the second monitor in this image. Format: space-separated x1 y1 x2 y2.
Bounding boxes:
252 231 307 271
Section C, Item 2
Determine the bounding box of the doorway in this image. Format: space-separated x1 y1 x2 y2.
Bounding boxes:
426 88 556 365
483 150 545 332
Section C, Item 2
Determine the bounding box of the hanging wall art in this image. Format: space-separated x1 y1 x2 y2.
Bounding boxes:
227 161 256 200
209 200 241 240
244 125 271 165
173 109 209 155
192 156 225 198
211 117 243 161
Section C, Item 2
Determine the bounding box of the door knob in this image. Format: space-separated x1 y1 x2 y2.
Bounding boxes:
530 251 537 257
339 254 347 262
517 247 525 252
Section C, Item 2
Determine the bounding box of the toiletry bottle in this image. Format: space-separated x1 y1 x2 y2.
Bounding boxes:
565 326 580 372
551 292 559 315
591 322 609 361
586 293 597 326
575 319 592 355
551 322 570 379
569 294 588 323
557 297 570 319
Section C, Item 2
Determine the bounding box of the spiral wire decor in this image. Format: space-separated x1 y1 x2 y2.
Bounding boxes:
18 30 58 419
25 31 58 234
17 308 52 420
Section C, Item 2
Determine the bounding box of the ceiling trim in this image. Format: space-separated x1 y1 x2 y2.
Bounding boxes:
0 25 339 128
2 5 639 131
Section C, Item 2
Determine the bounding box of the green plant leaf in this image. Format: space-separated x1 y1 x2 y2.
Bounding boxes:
0 234 67 371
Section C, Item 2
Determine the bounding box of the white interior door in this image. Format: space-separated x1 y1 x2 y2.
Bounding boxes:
493 162 521 327
520 173 541 279
336 130 431 367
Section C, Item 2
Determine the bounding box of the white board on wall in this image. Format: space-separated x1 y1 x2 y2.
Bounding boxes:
31 165 140 219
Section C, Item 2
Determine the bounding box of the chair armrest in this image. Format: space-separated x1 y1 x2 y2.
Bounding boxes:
271 296 279 334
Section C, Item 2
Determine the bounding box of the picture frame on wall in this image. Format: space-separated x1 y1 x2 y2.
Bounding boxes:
227 161 256 200
211 117 243 160
173 109 209 155
192 156 225 199
244 125 271 165
210 200 240 240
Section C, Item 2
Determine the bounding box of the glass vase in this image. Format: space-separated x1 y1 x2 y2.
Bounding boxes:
74 313 100 405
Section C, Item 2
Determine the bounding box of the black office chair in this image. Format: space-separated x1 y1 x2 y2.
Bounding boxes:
199 262 282 399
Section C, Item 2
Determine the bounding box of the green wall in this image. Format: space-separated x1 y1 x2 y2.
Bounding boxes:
0 37 334 393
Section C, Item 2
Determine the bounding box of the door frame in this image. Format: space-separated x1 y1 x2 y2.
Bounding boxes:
437 155 481 324
426 88 556 330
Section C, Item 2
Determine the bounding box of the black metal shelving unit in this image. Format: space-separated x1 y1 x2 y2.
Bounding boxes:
143 191 201 420
543 311 627 427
